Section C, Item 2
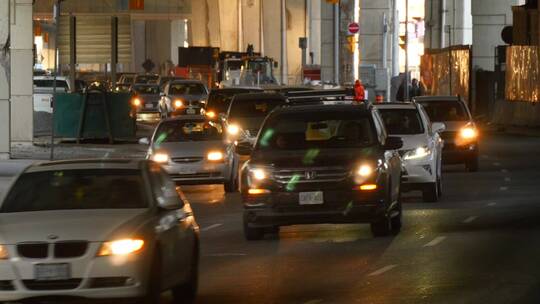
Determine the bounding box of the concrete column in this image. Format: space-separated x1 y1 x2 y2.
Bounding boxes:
320 1 336 82
242 0 262 52
218 0 239 51
191 0 210 46
171 20 188 66
286 0 306 85
262 0 282 83
0 0 10 158
426 0 472 49
308 0 322 65
472 0 519 70
10 0 33 144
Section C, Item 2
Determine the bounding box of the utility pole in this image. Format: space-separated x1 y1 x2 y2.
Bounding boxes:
50 0 63 161
334 2 340 85
404 0 409 101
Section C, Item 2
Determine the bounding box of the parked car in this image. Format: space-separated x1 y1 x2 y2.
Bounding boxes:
0 159 199 303
376 102 445 202
159 80 209 118
143 115 239 192
224 93 288 144
33 76 85 113
205 87 264 118
414 96 479 172
131 84 162 122
236 103 404 240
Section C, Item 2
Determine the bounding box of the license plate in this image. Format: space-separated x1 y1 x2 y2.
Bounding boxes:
145 103 154 109
299 191 324 205
179 168 197 174
186 108 196 115
41 97 50 103
35 263 71 281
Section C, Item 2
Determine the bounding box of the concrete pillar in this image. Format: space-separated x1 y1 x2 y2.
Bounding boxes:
0 0 10 158
242 0 262 52
286 0 306 85
218 0 240 51
320 1 336 82
10 0 33 144
425 0 473 49
472 0 520 71
191 0 210 46
171 20 188 66
262 0 282 83
308 0 322 65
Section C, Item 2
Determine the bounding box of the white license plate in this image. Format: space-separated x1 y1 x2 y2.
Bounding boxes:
145 103 154 109
179 168 197 174
186 108 196 115
299 191 324 205
35 263 71 281
41 97 50 103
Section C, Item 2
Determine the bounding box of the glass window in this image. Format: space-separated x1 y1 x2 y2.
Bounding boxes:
133 85 160 95
135 75 159 84
1 169 148 213
418 100 470 122
229 98 286 118
207 90 261 113
257 112 376 150
379 109 425 135
154 120 223 144
169 83 206 95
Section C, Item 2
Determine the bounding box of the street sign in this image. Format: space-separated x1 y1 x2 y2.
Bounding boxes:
348 22 360 35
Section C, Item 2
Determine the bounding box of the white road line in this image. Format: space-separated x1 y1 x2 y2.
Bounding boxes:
504 177 512 182
500 186 509 191
487 202 497 207
205 253 247 257
463 216 478 224
423 236 447 247
201 223 223 232
368 265 397 276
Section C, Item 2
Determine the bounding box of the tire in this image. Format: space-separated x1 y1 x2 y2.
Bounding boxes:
422 182 439 203
466 157 479 172
172 245 199 304
371 216 392 237
244 221 265 241
390 209 402 235
224 159 239 193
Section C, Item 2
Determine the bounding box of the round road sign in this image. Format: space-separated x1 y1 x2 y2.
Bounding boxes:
348 22 360 35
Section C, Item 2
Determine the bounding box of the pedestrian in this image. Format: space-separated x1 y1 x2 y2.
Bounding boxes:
354 80 366 103
410 78 423 98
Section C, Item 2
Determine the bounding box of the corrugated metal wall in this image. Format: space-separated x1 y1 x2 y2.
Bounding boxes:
506 46 540 102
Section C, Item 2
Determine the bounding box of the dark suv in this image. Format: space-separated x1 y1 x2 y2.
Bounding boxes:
236 104 404 240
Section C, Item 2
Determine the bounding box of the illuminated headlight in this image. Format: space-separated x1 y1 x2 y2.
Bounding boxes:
132 98 142 107
228 124 241 136
0 245 9 260
97 239 145 256
207 151 224 161
206 111 216 119
152 153 170 163
173 99 184 109
250 168 268 181
403 146 431 160
460 127 478 140
354 164 375 184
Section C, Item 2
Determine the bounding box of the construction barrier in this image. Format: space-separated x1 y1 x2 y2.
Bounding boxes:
506 46 540 103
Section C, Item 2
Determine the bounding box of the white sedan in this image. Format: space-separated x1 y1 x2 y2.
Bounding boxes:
376 103 445 202
0 159 199 303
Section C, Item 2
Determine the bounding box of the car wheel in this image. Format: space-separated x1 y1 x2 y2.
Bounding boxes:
466 158 479 172
390 207 402 235
172 245 199 304
140 250 163 304
371 216 392 237
243 221 265 241
422 182 439 203
224 159 239 193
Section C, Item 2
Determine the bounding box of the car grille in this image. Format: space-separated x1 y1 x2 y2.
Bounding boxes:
172 157 204 164
23 279 82 291
0 281 15 291
17 241 89 259
273 167 349 184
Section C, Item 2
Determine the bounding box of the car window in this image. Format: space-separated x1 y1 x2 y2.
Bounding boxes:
257 112 376 150
208 90 260 113
371 109 387 143
418 100 470 122
418 105 432 134
148 164 182 207
379 109 425 135
133 85 160 95
229 98 286 118
33 80 69 90
1 169 148 213
169 83 206 95
154 120 223 145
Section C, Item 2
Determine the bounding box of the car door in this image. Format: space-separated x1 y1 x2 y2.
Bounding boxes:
149 165 193 287
418 105 443 172
372 109 401 201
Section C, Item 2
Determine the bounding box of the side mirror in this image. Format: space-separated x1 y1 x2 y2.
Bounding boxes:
235 141 253 156
384 136 403 151
138 137 150 145
432 122 446 134
157 181 184 210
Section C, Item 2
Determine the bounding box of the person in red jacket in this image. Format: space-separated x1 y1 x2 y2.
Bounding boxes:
354 80 366 103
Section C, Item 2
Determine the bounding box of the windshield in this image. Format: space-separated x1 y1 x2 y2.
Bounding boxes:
226 60 243 71
379 109 425 135
257 112 376 150
208 90 260 113
169 83 206 95
133 85 160 95
418 100 469 122
229 98 286 118
1 169 148 213
135 75 159 84
154 120 223 143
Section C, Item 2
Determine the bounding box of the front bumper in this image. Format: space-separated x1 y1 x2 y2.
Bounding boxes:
162 161 231 184
243 189 387 227
171 107 202 116
442 142 478 164
401 158 436 186
0 243 150 302
136 112 160 122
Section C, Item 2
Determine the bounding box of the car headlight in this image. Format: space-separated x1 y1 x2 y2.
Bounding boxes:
354 164 375 184
0 245 9 260
207 151 224 161
97 239 145 257
152 153 170 163
403 146 431 160
228 124 241 136
206 111 216 119
131 98 142 107
173 99 184 109
460 127 478 140
250 168 268 181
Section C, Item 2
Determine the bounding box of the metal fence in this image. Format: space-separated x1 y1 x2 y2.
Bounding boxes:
506 46 540 103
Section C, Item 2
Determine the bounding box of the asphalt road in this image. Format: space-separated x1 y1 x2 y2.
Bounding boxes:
181 133 540 304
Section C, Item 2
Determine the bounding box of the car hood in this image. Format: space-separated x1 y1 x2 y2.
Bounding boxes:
154 141 226 158
251 147 380 168
396 134 429 151
0 209 150 244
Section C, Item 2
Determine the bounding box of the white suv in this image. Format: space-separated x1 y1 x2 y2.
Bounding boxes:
376 103 445 202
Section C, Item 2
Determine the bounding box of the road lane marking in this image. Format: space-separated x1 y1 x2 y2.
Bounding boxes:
504 177 512 182
500 187 509 191
368 265 397 276
205 253 247 257
487 202 497 207
424 236 446 247
463 216 478 224
201 223 223 232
